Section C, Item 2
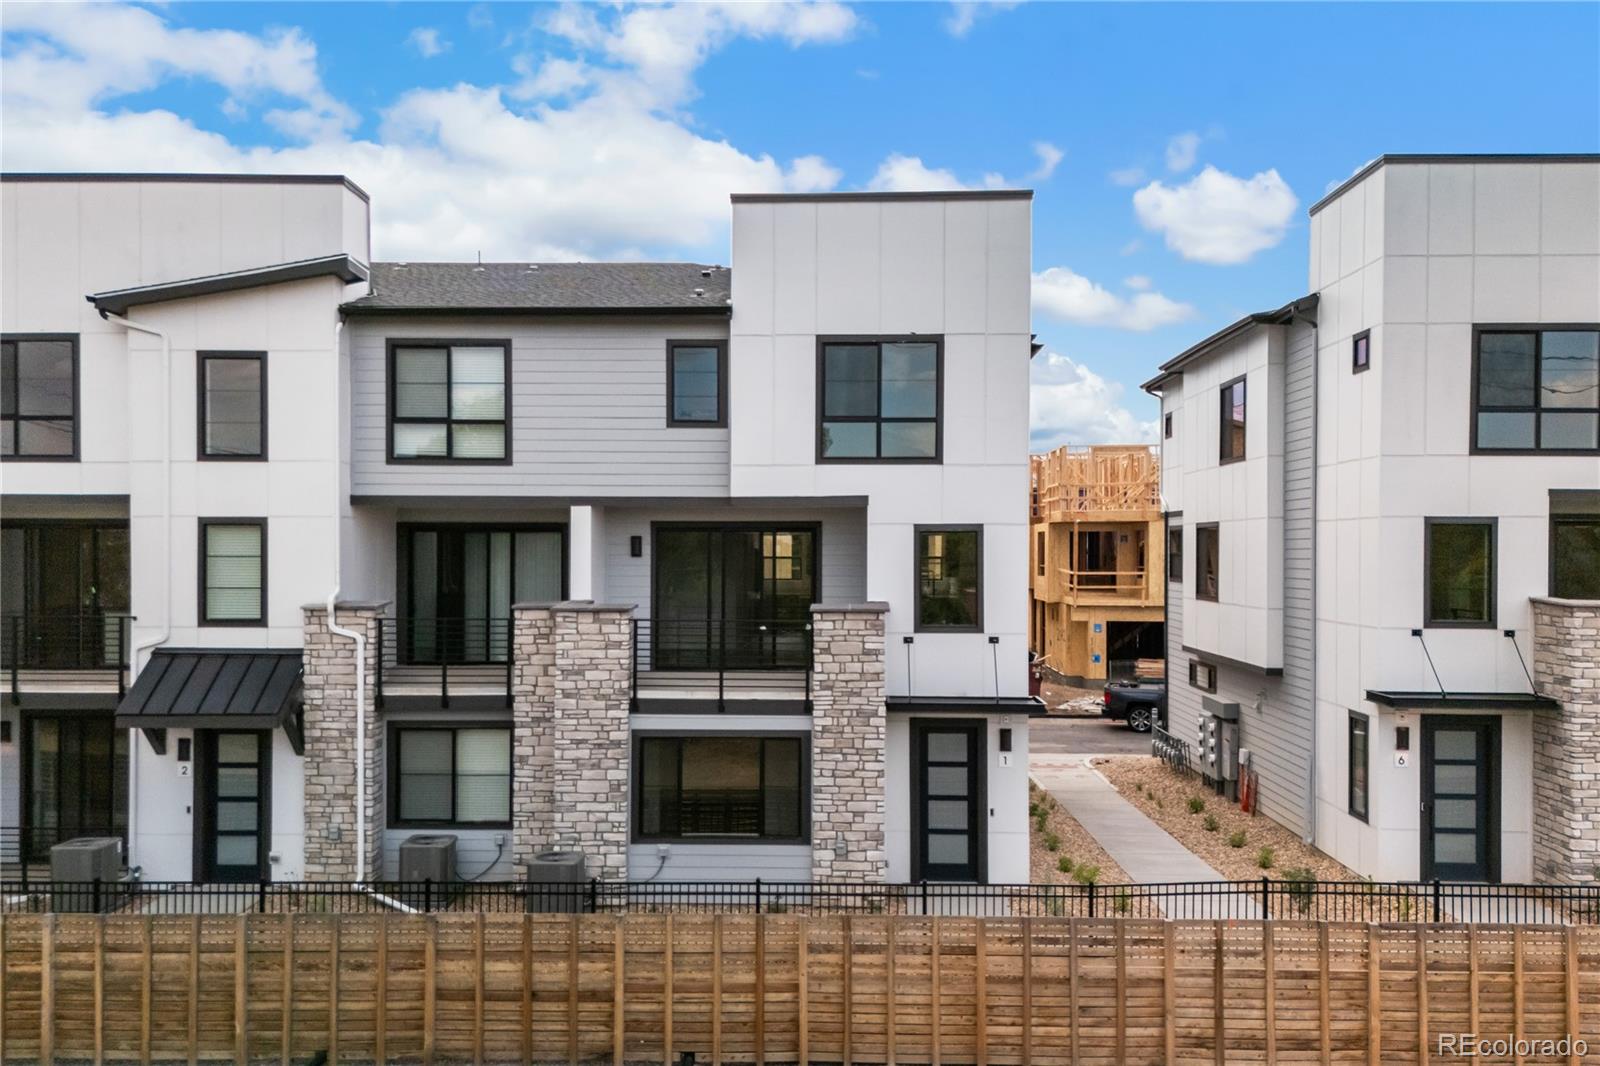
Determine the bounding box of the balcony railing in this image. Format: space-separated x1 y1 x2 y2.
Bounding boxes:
632 618 813 712
374 617 513 709
1 614 133 700
1055 567 1154 603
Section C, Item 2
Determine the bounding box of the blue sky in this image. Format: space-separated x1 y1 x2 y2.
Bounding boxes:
3 1 1596 447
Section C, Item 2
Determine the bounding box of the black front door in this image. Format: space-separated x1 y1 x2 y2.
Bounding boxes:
1421 716 1500 882
913 721 985 882
197 732 271 883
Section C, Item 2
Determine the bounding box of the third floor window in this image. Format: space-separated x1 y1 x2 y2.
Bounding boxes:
388 341 509 462
1218 376 1246 463
1474 328 1599 453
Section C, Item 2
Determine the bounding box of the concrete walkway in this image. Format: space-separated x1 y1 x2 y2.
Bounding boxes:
1030 754 1261 919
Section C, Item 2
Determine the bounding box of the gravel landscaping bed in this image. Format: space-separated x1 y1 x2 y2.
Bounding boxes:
1093 755 1359 885
1027 779 1130 886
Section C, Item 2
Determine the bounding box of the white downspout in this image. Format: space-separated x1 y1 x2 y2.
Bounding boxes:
100 310 171 874
322 319 370 884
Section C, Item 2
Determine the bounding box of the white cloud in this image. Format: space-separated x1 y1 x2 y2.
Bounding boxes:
868 153 967 192
1108 165 1145 187
1123 275 1151 291
944 0 1022 37
0 2 857 262
1165 130 1200 172
1031 267 1195 331
1030 349 1158 450
1026 141 1063 182
1119 239 1142 256
467 5 494 31
407 27 449 58
1132 165 1298 265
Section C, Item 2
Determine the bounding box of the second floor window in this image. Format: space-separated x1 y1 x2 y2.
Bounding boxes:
1219 376 1246 462
389 342 509 462
1 335 77 459
198 351 265 459
1195 523 1219 602
666 341 726 426
818 337 941 461
1425 517 1495 627
1551 514 1600 599
917 526 982 631
1475 328 1599 452
200 520 265 626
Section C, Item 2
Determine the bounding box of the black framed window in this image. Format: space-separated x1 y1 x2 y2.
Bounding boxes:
666 340 726 427
391 726 511 827
1425 518 1496 628
1 334 77 460
1551 515 1600 599
916 526 982 631
400 524 566 663
199 520 265 626
1036 530 1045 578
1187 659 1216 693
1167 525 1183 584
389 341 509 461
1348 713 1369 822
1194 523 1219 602
1473 328 1599 453
817 336 941 462
1352 330 1371 374
1218 376 1246 462
635 735 806 841
198 351 265 459
1163 412 1173 439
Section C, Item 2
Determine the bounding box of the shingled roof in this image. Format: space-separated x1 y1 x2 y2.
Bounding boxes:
342 261 731 315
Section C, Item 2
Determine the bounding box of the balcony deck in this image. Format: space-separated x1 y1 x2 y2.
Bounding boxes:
1 615 133 701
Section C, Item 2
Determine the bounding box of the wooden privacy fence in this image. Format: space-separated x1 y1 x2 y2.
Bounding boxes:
1 914 1597 1065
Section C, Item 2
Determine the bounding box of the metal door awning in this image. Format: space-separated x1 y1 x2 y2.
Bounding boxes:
115 649 304 753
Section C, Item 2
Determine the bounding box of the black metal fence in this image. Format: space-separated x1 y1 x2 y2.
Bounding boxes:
0 826 128 873
4 878 1596 923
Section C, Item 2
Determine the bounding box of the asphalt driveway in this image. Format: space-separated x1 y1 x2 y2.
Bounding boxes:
1029 714 1155 756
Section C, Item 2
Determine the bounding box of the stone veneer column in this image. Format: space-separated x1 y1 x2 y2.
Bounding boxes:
511 604 557 868
548 602 635 880
1530 597 1600 882
301 603 385 881
809 602 889 881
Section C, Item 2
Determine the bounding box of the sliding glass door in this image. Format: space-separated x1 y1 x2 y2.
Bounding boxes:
401 525 564 663
1 521 130 668
651 525 817 670
24 714 129 859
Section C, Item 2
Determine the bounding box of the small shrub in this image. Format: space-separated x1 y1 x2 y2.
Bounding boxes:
1281 867 1316 915
1227 830 1247 848
1202 814 1219 832
767 901 789 914
1256 846 1276 870
1073 864 1100 886
1113 889 1131 915
1043 832 1060 852
1057 856 1074 875
1397 894 1412 921
1028 802 1042 819
1154 797 1164 810
1187 797 1206 814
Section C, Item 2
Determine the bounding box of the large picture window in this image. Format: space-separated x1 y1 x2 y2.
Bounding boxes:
1 335 77 460
198 351 265 459
817 337 941 462
391 726 511 827
1474 328 1600 452
1425 518 1496 628
1550 514 1600 600
635 735 806 841
916 526 982 631
389 341 509 461
1194 523 1219 602
666 341 726 426
199 520 265 626
1218 376 1246 462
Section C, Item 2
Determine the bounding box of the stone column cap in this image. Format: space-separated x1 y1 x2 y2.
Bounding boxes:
811 601 891 614
1530 596 1600 609
301 599 392 612
551 600 639 613
511 601 564 611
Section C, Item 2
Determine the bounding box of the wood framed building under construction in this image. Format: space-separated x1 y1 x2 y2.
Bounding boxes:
1028 445 1164 685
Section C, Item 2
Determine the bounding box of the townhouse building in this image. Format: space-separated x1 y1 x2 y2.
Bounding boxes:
0 173 1039 885
1146 154 1600 884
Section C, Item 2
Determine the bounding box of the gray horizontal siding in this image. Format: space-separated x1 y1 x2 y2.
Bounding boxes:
627 843 812 881
349 315 731 497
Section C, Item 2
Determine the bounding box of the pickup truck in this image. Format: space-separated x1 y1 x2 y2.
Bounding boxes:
1101 678 1167 733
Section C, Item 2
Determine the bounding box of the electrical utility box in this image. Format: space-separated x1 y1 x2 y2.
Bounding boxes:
1200 697 1242 798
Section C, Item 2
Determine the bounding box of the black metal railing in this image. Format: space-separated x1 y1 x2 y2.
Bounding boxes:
1151 724 1192 774
1 825 128 877
631 618 813 711
1 614 133 699
374 617 514 709
2 878 1596 923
